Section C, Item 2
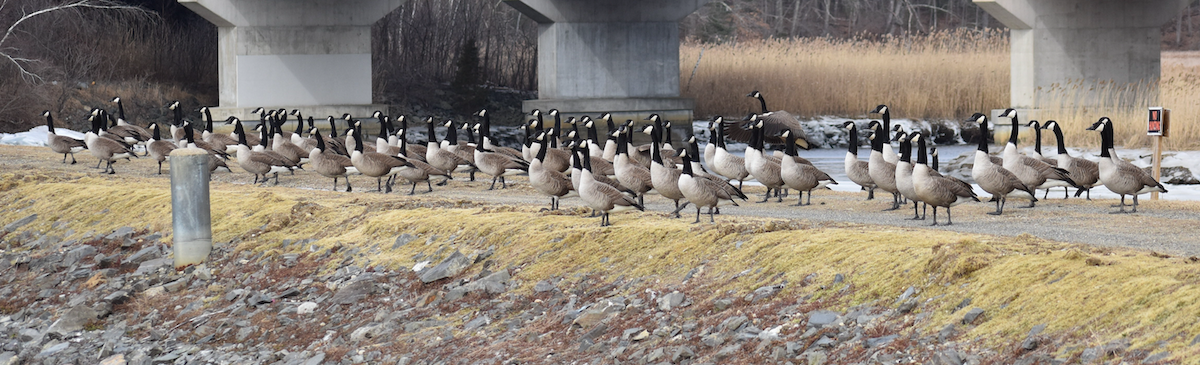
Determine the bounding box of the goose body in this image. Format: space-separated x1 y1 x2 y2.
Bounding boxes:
743 117 785 202
721 91 811 148
709 117 751 190
349 128 412 193
529 133 574 210
678 148 746 223
911 133 978 225
968 113 1037 215
1043 121 1101 199
868 105 899 164
393 130 448 195
424 119 468 184
234 120 295 185
644 117 688 216
780 130 836 206
841 121 876 199
578 144 644 227
612 128 654 206
42 111 86 164
1087 117 1167 213
866 121 900 210
84 115 137 174
309 128 357 192
474 137 530 190
998 109 1077 203
146 123 176 174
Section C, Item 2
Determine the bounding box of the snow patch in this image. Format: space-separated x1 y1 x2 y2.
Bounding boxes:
0 126 86 147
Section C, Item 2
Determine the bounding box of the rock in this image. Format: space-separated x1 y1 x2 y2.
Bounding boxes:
133 258 171 276
141 286 166 297
303 352 326 365
937 324 955 342
64 245 98 265
162 277 188 292
35 342 68 359
393 233 416 249
715 344 741 360
403 320 447 333
954 298 972 312
1143 351 1170 363
935 350 963 365
105 226 134 240
713 298 732 311
896 286 916 303
418 251 472 283
1144 166 1199 184
533 280 557 293
47 305 98 337
670 346 695 362
832 273 844 285
475 269 510 294
103 290 130 305
1079 347 1101 363
2 214 36 233
631 330 649 341
1101 339 1129 356
296 302 318 315
719 315 748 333
658 291 685 311
1021 324 1046 351
806 351 828 365
463 316 489 331
808 311 839 328
961 308 984 325
350 324 385 342
701 333 726 347
193 265 212 281
330 279 376 305
746 283 784 302
897 299 918 314
865 334 898 348
0 353 14 365
572 309 611 329
125 246 162 266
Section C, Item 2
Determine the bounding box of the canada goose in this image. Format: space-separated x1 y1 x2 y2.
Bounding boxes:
84 114 138 174
912 132 979 225
867 121 900 210
108 97 151 143
233 119 296 185
578 143 644 227
678 148 746 223
473 110 523 161
392 128 448 194
473 130 529 190
227 114 261 149
1025 120 1057 167
169 101 188 142
567 128 616 177
998 109 1078 206
892 131 922 218
867 105 900 164
649 115 677 152
375 116 403 156
440 120 478 179
644 119 690 216
288 110 316 150
42 111 86 164
529 132 574 210
780 129 836 206
196 107 237 154
703 119 718 169
309 127 357 192
271 117 308 166
743 117 786 203
527 118 572 173
422 118 467 184
145 123 175 174
1086 117 1167 213
251 119 300 172
707 116 751 190
721 91 811 147
523 110 546 161
969 113 1037 215
348 128 413 192
96 110 143 146
683 133 747 214
1042 121 1101 199
181 122 232 173
547 109 565 148
841 121 877 200
612 127 654 207
600 113 618 162
570 139 627 201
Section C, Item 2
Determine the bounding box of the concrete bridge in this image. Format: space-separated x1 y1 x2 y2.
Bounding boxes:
181 0 1188 122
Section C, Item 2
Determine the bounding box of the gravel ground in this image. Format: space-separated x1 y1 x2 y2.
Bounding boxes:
6 144 1199 256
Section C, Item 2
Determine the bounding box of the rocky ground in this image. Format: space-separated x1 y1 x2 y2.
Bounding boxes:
0 220 1178 365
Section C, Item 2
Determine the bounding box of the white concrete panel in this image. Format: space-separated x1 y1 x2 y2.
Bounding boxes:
236 54 371 107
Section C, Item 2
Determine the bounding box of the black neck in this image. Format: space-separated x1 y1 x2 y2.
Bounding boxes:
307 116 314 129
715 121 726 149
1031 122 1043 154
294 112 304 134
1050 123 1067 155
377 117 390 140
353 130 364 152
871 123 885 152
237 123 248 146
976 120 989 153
616 130 628 155
445 122 458 144
45 114 54 131
688 137 702 162
898 134 911 163
680 152 694 175
881 109 890 135
847 124 858 155
151 123 161 140
587 122 598 144
116 100 126 120
426 120 437 143
398 131 409 157
185 125 196 144
757 95 768 113
650 126 663 165
1008 114 1020 145
580 144 592 171
784 132 797 157
204 111 214 132
259 125 270 148
663 123 673 146
536 135 549 162
328 118 339 138
915 136 927 165
481 113 491 139
1099 122 1113 158
315 127 326 151
605 118 616 141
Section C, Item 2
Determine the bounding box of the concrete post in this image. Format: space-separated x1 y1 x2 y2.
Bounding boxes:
975 0 1189 113
179 0 406 121
504 0 709 122
170 148 212 268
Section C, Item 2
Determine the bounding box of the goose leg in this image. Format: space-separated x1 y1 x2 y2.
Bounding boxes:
1110 195 1128 213
501 177 508 189
883 192 900 211
70 153 77 164
921 202 928 220
274 172 280 185
345 177 353 192
107 161 116 174
384 177 393 193
1063 187 1069 199
945 207 953 225
738 180 744 190
988 196 1003 215
709 206 716 223
1132 195 1139 213
157 161 163 175
488 176 498 190
867 187 875 200
908 201 921 219
758 189 771 203
96 159 103 169
426 180 433 192
61 153 68 163
333 177 339 191
777 188 785 202
693 207 701 224
377 177 383 192
929 206 939 226
793 191 804 206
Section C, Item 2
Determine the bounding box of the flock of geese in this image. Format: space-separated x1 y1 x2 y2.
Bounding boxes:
40 92 1168 226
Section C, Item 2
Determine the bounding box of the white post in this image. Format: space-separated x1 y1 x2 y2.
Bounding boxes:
170 148 212 268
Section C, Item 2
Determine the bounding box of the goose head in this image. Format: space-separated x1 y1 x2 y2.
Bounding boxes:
599 112 612 122
566 117 577 125
42 110 50 118
746 90 761 98
1026 120 1040 129
372 110 383 119
969 113 988 127
168 101 180 110
1086 117 1111 131
645 113 661 122
1042 120 1057 130
548 109 559 117
1000 108 1017 119
442 120 454 128
251 107 265 114
842 121 857 130
641 124 655 135
583 117 594 129
869 105 888 115
476 109 487 117
111 97 121 103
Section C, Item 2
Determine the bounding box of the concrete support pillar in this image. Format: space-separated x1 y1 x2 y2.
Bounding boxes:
975 0 1188 112
180 0 406 121
504 0 709 122
169 148 212 268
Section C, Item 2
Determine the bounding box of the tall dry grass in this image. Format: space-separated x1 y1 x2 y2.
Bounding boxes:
682 31 1200 149
681 30 1009 120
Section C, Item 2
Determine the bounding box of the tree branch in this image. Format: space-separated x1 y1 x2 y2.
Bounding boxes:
0 0 149 83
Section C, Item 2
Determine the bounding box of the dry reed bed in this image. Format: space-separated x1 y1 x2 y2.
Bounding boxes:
682 31 1200 149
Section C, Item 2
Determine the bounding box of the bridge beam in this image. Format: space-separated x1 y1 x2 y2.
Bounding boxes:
180 0 406 121
976 0 1188 115
505 0 709 122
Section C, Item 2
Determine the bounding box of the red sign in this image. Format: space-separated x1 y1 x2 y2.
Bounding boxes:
1148 107 1169 137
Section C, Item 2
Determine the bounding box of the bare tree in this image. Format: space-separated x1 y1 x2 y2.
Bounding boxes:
0 0 149 83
